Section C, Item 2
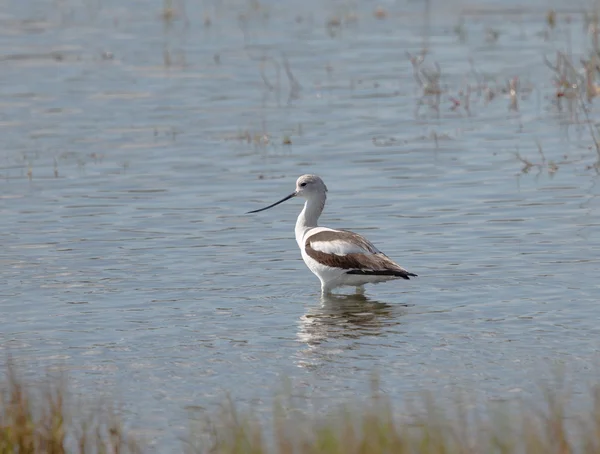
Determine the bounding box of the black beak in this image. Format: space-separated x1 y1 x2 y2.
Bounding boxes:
247 192 297 214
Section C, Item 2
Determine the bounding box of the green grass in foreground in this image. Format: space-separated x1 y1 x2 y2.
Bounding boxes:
2 365 600 453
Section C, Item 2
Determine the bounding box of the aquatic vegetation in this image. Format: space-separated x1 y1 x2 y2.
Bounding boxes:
191 386 599 454
4 361 600 454
0 364 141 454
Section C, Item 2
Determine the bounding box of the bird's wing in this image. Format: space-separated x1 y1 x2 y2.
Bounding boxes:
306 229 381 255
304 229 417 279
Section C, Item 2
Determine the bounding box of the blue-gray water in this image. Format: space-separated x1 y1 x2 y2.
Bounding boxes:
1 0 600 449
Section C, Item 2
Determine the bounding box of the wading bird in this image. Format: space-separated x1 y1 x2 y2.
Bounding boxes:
248 175 417 294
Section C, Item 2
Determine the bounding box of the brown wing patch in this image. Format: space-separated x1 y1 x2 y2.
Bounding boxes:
304 232 417 280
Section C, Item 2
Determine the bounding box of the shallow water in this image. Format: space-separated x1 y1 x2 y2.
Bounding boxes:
1 0 600 449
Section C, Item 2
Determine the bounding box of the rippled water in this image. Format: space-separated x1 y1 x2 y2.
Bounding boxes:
1 0 600 449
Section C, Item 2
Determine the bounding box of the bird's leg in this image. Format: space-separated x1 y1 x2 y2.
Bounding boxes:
320 282 332 296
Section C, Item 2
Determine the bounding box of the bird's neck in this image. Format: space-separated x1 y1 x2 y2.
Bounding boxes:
295 195 325 247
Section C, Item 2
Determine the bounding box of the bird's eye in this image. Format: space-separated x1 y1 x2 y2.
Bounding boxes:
300 182 307 187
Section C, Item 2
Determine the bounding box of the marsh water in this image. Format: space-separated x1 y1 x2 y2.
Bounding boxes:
1 0 600 449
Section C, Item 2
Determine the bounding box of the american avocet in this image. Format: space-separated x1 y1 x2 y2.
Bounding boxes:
248 174 417 294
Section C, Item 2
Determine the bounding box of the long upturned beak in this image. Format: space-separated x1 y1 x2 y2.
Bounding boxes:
247 192 297 214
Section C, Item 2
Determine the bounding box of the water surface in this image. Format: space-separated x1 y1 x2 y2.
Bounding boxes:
1 0 600 449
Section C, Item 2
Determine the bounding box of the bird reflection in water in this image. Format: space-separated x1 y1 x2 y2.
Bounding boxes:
296 293 411 368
